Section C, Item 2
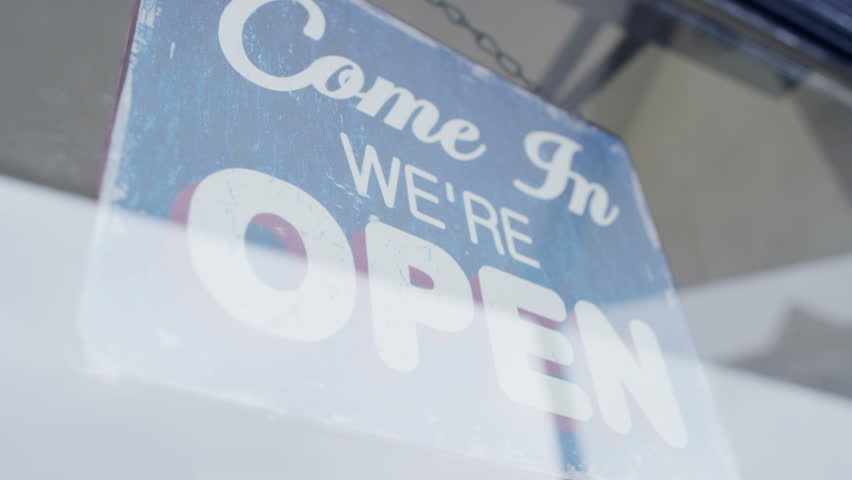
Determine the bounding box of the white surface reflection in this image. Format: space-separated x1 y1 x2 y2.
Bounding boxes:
4 174 849 479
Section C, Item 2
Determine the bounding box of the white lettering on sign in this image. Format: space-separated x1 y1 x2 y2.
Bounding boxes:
185 167 688 448
186 167 356 341
576 301 689 448
479 266 593 421
499 208 540 269
514 131 620 227
219 0 622 227
340 132 401 209
366 222 474 372
338 133 541 269
463 191 505 256
218 0 487 162
404 164 446 230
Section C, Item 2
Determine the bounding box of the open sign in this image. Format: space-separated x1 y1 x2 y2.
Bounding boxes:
84 0 737 478
186 167 687 448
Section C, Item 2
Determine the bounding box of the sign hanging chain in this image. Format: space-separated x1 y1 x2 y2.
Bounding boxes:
424 0 542 95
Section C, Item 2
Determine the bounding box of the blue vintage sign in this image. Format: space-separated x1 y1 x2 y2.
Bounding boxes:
83 1 739 478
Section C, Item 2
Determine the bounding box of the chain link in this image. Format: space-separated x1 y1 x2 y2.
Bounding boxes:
424 0 541 95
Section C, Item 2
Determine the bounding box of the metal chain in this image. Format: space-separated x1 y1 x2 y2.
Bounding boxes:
424 0 542 95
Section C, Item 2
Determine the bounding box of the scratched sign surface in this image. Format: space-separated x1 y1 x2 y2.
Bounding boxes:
82 1 738 478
